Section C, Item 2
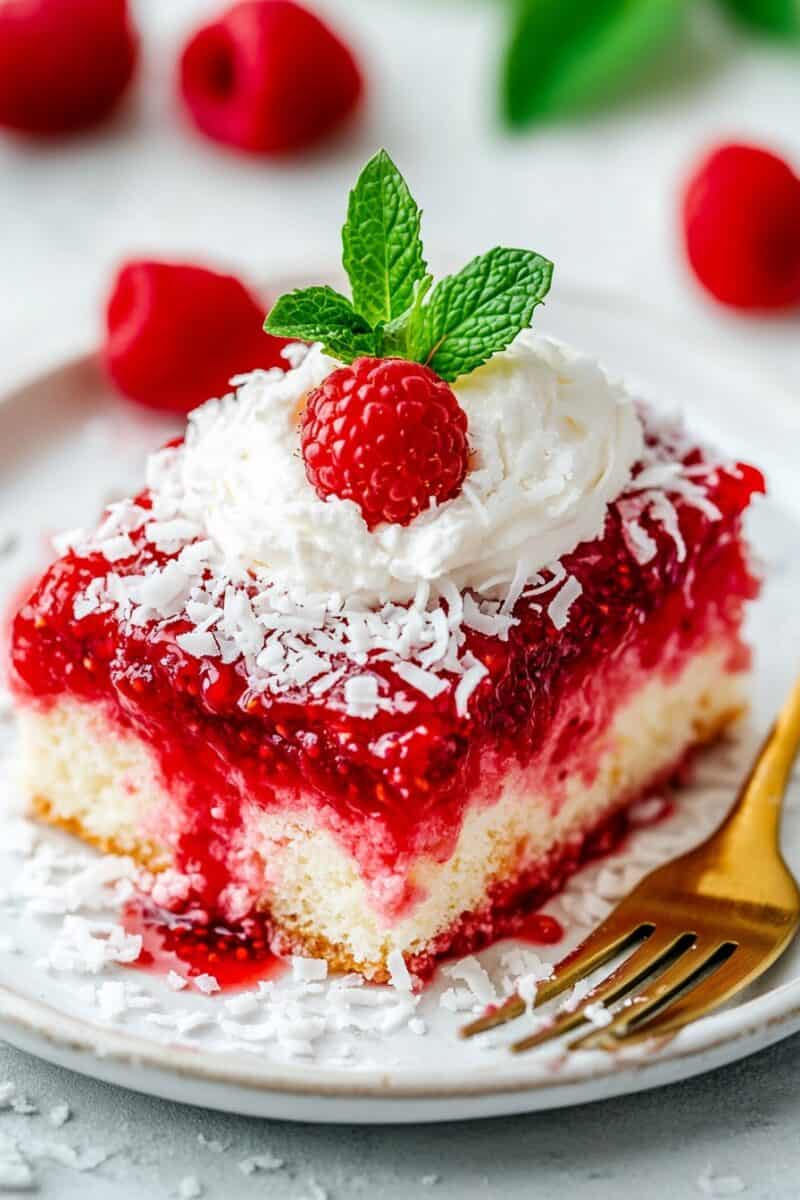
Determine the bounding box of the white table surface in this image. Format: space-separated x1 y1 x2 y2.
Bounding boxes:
0 1 799 1195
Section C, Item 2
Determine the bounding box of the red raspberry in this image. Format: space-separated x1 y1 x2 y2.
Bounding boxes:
103 261 292 415
683 142 800 310
0 0 137 137
178 0 362 156
301 358 469 530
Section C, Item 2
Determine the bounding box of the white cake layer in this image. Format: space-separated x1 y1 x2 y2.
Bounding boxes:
16 642 744 977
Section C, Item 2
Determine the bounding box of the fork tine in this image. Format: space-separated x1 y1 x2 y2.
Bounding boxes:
460 994 526 1038
594 944 772 1048
570 939 738 1051
461 914 654 1039
510 929 696 1053
533 915 655 1008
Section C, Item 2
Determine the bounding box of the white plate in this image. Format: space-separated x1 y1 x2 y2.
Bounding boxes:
1 286 799 1125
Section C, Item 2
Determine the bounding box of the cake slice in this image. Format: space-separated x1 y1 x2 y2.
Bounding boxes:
8 153 763 982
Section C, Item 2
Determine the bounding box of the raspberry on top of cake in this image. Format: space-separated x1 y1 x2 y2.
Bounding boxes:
9 152 763 983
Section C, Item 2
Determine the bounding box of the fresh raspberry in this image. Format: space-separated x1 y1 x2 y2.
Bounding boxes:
103 261 292 415
301 358 469 530
683 142 800 310
178 0 362 156
0 0 137 137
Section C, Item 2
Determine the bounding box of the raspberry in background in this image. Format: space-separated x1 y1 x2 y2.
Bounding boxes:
301 358 469 530
0 0 137 137
103 261 292 415
683 142 800 310
178 0 362 156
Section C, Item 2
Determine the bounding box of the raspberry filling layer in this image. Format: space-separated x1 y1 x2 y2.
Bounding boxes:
9 435 763 928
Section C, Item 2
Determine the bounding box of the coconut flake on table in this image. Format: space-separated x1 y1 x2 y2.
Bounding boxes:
0 1134 35 1190
177 1176 204 1198
696 1164 746 1196
238 1152 285 1175
48 1104 71 1129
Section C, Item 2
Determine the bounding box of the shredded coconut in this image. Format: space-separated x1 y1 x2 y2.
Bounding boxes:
387 950 413 993
193 974 220 995
547 575 583 631
292 956 328 983
442 956 496 1005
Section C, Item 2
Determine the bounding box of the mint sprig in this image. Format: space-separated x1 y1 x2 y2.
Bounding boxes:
264 150 553 383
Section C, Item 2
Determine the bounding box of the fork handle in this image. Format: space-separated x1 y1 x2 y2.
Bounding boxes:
724 672 800 850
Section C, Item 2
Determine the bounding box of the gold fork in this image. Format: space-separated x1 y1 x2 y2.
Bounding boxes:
462 675 800 1053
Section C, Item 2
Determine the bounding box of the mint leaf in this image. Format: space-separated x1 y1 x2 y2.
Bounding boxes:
719 0 800 37
264 286 382 362
342 149 427 328
502 0 686 127
419 248 553 383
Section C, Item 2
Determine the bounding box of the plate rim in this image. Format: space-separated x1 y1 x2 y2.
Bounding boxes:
1 974 800 1104
2 282 799 1115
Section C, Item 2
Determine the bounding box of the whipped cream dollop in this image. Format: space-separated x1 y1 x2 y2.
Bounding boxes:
156 332 644 606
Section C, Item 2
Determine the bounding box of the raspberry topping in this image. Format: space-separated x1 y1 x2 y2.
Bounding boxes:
178 0 362 156
683 142 800 310
300 357 470 530
0 0 137 137
103 260 291 415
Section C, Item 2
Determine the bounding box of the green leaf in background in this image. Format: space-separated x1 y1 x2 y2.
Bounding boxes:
264 286 382 362
421 248 554 382
719 0 800 38
502 0 687 127
342 149 428 328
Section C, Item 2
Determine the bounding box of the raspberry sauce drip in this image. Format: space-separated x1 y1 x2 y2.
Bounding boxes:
518 913 564 946
123 900 286 990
